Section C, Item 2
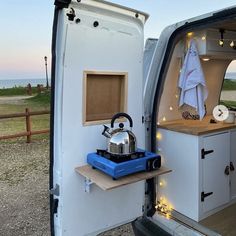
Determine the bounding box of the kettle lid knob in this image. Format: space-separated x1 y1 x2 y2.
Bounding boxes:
119 123 124 129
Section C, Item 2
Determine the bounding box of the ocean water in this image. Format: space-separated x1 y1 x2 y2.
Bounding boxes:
0 78 50 89
0 73 234 89
225 72 236 80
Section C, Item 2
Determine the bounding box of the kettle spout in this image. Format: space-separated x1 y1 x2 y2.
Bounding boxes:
102 125 112 138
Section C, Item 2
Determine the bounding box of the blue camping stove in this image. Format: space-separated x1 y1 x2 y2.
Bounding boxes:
87 149 161 180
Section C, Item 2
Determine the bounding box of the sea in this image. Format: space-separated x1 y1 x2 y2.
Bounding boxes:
225 72 236 80
0 78 50 89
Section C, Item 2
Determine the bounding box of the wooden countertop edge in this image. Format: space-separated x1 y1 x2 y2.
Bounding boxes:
158 124 236 136
75 165 172 191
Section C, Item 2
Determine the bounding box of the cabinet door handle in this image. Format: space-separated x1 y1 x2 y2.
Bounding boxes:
230 162 235 171
225 166 230 175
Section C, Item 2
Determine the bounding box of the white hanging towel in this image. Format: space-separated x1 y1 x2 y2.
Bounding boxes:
178 39 208 120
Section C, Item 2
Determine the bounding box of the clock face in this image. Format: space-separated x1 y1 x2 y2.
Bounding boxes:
213 105 229 121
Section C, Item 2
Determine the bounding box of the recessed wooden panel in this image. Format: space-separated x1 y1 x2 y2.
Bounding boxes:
83 71 127 125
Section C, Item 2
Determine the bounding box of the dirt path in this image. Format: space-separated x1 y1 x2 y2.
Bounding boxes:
0 96 33 105
221 91 236 101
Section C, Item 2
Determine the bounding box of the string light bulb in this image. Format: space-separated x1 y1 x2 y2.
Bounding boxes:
219 39 224 47
202 58 210 62
156 132 162 141
156 198 173 219
230 41 235 48
187 32 193 37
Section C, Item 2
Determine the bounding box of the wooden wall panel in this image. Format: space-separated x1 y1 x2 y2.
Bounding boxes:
83 71 128 125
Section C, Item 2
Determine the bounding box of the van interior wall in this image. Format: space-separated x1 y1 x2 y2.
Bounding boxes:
202 59 231 114
157 42 182 123
157 42 232 123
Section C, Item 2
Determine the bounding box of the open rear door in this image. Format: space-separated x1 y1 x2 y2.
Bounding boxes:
50 1 148 235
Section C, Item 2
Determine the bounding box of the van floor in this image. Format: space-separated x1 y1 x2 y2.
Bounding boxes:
200 203 236 236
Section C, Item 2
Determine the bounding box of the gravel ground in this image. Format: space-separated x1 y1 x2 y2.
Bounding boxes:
0 139 134 236
0 139 50 236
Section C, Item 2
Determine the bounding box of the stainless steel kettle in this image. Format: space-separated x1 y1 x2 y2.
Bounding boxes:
102 113 137 155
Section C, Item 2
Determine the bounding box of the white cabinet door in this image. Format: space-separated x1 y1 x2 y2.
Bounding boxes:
231 130 236 200
202 132 230 213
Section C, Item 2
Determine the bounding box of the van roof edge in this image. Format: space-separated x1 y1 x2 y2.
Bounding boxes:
75 0 149 21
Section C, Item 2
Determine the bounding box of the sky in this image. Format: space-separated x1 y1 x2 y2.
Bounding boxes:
0 0 236 80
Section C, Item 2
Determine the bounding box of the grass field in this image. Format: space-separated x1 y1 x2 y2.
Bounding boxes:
0 86 38 96
220 100 236 109
0 91 50 141
222 79 236 90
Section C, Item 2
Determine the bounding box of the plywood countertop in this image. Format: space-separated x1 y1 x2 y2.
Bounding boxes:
75 165 171 191
158 116 236 136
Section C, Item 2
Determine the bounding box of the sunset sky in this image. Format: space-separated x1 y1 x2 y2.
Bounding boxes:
0 0 236 80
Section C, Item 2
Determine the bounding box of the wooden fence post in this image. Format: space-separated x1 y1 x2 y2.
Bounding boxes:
0 109 50 142
25 108 32 143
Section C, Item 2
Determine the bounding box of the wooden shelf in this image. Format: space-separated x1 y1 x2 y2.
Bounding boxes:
75 165 171 191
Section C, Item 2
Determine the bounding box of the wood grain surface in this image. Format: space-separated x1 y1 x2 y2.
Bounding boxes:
158 116 236 135
75 165 171 191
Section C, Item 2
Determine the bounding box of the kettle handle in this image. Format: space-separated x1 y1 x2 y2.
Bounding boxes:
111 113 133 128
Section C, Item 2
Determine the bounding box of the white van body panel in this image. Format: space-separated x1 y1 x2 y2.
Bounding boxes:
53 2 147 235
53 1 236 235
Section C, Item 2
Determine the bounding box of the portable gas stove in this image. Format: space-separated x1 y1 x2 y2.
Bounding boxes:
87 149 161 180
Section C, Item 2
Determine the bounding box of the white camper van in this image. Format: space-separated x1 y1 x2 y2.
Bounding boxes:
51 0 236 235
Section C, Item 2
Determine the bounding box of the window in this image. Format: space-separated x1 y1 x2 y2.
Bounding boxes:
220 60 236 110
83 71 128 125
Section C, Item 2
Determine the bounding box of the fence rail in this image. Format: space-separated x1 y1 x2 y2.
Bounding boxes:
0 108 50 143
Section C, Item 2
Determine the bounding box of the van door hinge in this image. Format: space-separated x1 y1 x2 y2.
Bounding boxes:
52 199 59 214
50 184 60 196
201 149 214 159
142 115 151 123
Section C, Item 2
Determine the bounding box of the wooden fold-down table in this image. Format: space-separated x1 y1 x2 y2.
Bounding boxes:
158 115 236 135
75 165 171 191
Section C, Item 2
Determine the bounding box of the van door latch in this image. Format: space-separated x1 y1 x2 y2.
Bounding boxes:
50 184 60 196
142 114 151 123
201 191 213 202
201 149 214 159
